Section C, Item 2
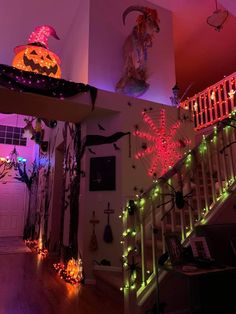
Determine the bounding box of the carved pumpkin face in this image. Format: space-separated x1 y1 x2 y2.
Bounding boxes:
12 45 61 78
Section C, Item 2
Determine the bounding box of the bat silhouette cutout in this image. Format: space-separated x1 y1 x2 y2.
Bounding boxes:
79 132 130 159
97 123 105 131
88 148 96 155
113 143 120 150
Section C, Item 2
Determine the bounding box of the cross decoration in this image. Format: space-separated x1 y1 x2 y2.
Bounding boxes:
104 202 115 224
89 211 100 251
90 211 100 229
103 202 115 243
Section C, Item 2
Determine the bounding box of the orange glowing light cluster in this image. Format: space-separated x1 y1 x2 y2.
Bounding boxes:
53 258 83 285
12 46 61 78
25 240 48 258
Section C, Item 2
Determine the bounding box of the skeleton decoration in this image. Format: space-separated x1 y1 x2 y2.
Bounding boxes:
116 6 160 97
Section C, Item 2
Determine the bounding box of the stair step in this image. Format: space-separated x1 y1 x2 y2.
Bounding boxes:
93 266 124 313
94 266 123 292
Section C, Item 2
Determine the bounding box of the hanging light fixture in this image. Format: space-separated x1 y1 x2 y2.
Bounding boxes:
207 0 229 31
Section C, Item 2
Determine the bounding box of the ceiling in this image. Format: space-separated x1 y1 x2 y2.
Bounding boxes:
150 0 236 98
0 1 236 102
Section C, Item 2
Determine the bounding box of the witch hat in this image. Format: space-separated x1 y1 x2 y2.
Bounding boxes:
14 25 61 64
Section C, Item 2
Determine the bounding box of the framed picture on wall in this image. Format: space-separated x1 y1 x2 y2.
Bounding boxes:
89 156 116 191
165 232 183 265
190 236 212 260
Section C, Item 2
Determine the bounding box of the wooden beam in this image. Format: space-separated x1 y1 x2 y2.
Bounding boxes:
0 87 113 122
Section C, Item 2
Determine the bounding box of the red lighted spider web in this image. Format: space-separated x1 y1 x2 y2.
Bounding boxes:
133 109 185 177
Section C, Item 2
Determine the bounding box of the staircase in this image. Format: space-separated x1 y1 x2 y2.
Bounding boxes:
121 113 236 314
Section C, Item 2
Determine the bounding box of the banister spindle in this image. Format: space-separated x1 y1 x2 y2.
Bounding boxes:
220 128 230 186
151 202 158 276
201 157 209 214
140 211 147 286
207 141 216 205
185 172 194 231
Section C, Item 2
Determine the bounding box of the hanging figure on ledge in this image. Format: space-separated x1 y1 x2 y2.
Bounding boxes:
116 6 160 97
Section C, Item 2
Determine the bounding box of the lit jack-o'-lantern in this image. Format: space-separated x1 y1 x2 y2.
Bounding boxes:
12 25 61 78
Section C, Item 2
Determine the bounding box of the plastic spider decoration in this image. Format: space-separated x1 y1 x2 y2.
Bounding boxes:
157 181 194 220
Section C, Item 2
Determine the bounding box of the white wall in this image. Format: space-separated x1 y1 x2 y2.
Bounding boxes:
60 0 90 83
78 90 194 279
60 0 176 105
80 112 123 277
220 0 236 16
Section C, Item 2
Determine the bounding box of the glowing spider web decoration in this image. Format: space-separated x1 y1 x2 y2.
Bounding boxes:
133 109 190 178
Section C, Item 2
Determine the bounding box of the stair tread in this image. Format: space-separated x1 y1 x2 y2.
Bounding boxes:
94 268 123 291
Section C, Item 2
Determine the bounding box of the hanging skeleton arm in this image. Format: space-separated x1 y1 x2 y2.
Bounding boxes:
116 6 160 96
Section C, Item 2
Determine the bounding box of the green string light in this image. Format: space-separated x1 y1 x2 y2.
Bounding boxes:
140 198 145 206
185 153 192 167
199 135 207 154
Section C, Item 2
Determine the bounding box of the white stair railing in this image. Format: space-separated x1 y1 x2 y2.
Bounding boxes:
180 72 236 131
121 112 236 314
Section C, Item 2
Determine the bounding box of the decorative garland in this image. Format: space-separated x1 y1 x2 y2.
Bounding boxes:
0 64 97 109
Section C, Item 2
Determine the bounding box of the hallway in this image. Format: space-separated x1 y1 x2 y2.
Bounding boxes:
0 239 123 314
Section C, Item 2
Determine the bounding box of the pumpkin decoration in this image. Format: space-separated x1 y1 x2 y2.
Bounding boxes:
12 25 61 78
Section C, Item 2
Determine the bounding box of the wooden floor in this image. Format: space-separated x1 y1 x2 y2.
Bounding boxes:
0 243 123 314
